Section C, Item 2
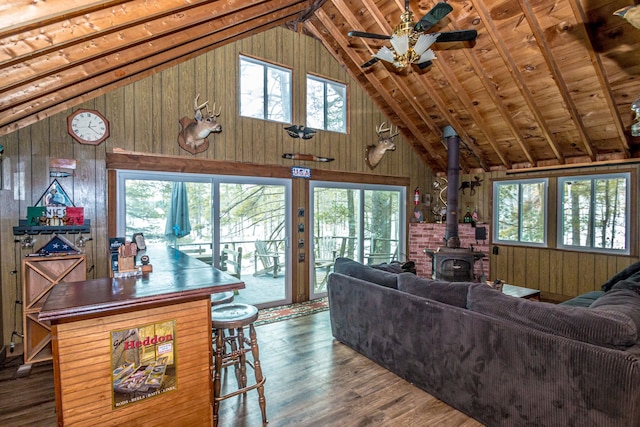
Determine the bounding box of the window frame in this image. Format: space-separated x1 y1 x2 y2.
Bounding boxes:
306 73 348 133
308 181 406 299
557 172 631 255
239 55 292 124
492 178 548 247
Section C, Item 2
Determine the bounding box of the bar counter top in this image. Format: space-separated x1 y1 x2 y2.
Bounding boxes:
39 245 244 324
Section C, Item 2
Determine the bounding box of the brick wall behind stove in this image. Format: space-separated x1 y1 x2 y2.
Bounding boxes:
409 223 490 280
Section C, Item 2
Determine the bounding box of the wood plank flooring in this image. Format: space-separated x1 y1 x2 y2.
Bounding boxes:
0 310 482 426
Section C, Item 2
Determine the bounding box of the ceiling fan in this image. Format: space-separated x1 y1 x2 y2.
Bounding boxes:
347 1 477 71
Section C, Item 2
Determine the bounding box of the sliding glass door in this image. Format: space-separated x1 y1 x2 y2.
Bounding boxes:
309 182 405 299
116 171 291 308
218 180 289 305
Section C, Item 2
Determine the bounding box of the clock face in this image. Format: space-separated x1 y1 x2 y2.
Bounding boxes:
68 109 110 145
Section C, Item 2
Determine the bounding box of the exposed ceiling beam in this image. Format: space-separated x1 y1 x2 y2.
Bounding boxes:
435 56 510 169
569 0 630 154
471 0 565 165
518 0 595 161
0 8 306 135
0 0 129 37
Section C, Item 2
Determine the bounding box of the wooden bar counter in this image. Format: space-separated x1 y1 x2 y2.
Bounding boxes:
39 246 244 427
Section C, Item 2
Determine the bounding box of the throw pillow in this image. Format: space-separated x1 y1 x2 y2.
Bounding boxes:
601 260 640 291
333 257 398 289
467 284 637 348
397 273 474 308
370 262 404 274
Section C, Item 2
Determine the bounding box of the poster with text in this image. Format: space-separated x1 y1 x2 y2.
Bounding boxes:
111 320 177 409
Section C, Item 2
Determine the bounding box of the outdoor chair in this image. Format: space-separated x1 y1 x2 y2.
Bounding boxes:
366 238 399 265
253 239 281 278
314 236 348 290
220 244 242 279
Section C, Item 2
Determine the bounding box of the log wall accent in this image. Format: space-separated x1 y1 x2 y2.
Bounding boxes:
52 299 212 426
0 27 430 345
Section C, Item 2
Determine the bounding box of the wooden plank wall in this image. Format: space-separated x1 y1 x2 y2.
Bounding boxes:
53 299 212 426
457 167 640 302
0 27 431 346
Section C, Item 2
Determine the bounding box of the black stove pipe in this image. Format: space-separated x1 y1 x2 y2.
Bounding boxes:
443 126 461 249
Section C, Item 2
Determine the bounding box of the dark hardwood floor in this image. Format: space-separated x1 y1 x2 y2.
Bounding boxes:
0 311 481 426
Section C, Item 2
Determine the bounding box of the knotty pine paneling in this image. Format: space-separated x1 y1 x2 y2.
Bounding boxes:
0 26 430 345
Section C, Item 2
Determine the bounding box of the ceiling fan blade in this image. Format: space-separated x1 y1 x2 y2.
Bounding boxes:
348 30 391 40
414 2 453 33
417 60 433 70
434 30 478 43
361 57 380 68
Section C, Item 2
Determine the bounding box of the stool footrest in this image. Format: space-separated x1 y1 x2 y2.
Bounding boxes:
214 377 266 402
212 304 267 427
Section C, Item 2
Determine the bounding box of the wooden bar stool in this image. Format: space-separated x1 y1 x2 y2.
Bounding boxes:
210 291 234 306
211 303 267 426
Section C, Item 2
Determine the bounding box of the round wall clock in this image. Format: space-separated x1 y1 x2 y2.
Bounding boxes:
67 109 110 145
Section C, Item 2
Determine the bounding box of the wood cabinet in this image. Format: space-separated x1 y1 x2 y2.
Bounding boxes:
22 254 86 364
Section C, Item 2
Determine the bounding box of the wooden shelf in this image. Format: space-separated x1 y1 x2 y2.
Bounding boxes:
13 219 91 235
22 254 86 364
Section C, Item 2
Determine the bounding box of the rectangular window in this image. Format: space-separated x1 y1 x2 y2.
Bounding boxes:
558 173 629 254
239 56 291 123
493 178 547 245
306 75 347 133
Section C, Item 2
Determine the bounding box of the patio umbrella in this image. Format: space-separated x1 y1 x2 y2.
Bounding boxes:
165 182 192 245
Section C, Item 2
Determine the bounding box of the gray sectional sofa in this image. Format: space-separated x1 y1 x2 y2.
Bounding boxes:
327 258 640 426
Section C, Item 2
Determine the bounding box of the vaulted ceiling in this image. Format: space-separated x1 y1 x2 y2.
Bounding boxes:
1 0 639 173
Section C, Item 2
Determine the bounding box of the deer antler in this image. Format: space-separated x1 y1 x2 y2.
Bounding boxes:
194 94 209 111
376 122 399 139
376 122 400 138
209 102 221 117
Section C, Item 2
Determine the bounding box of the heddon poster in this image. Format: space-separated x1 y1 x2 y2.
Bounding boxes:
110 320 177 409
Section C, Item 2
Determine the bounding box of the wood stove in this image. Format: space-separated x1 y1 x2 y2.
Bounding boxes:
425 247 485 281
425 126 484 282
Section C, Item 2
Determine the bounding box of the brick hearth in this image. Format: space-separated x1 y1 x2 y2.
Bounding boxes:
409 222 490 281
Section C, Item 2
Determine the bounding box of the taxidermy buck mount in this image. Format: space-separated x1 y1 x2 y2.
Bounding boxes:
366 122 398 169
459 176 482 195
177 94 222 155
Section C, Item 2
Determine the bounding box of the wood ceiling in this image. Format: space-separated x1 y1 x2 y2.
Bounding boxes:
1 0 639 173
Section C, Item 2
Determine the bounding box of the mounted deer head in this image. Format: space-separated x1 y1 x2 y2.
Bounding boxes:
177 94 222 154
365 122 399 169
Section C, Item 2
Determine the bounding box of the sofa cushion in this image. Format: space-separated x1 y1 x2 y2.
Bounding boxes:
397 273 472 308
467 284 638 348
559 290 604 307
333 257 398 289
589 281 640 334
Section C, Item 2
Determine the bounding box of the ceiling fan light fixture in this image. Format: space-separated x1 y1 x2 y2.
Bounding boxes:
418 49 437 64
390 34 409 55
374 46 396 63
414 33 438 56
